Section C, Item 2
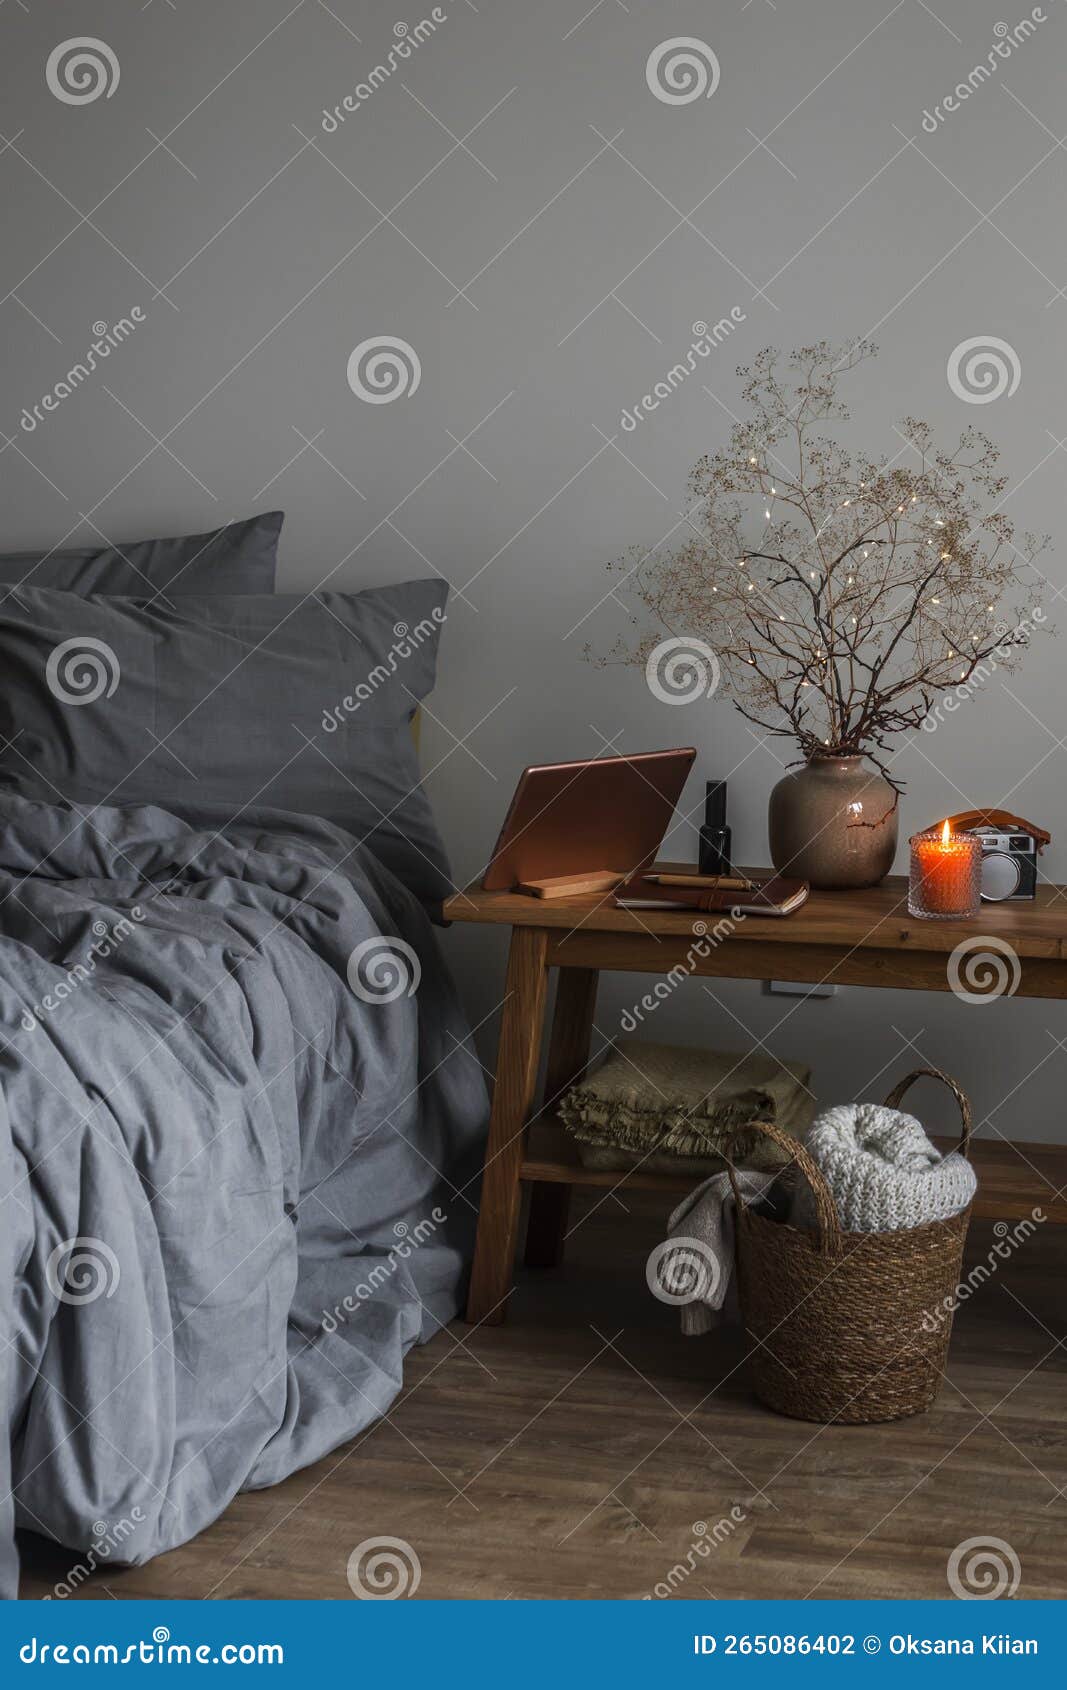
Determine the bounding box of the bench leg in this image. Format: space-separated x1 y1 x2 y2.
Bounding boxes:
465 928 549 1325
524 966 599 1270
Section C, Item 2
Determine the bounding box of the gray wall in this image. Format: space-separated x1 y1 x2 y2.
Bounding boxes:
2 0 1066 1144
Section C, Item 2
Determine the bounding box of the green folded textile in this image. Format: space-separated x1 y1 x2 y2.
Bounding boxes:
558 1040 815 1171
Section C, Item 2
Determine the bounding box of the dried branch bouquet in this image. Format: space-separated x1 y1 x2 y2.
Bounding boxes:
601 341 1049 798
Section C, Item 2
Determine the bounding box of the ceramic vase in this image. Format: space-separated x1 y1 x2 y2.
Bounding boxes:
768 753 898 889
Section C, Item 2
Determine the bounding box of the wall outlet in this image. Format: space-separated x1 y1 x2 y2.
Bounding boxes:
766 980 838 999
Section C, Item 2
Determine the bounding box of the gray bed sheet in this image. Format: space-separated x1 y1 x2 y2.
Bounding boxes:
0 793 488 1596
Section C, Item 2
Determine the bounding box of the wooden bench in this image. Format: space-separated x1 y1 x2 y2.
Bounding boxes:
443 867 1067 1324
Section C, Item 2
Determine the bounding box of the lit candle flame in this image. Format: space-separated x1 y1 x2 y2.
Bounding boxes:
941 819 951 845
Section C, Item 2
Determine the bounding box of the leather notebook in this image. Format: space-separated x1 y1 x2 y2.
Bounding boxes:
617 873 809 917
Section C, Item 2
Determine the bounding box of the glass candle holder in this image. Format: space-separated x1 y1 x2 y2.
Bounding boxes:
908 824 981 919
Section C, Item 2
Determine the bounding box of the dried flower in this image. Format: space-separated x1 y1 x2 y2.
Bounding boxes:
596 341 1049 793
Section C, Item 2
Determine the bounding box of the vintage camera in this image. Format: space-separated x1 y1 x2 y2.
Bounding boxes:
970 828 1038 902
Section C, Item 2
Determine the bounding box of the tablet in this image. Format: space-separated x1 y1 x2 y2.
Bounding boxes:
481 748 696 892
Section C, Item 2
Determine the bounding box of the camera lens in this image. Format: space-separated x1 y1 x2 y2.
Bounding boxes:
981 853 1022 900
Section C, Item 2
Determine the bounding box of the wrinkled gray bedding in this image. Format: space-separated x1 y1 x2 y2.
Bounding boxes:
0 794 488 1598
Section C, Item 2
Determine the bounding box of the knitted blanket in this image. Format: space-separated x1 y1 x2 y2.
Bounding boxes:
558 1041 814 1170
795 1102 976 1233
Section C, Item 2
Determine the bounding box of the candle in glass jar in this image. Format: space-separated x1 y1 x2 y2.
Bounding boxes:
908 820 982 919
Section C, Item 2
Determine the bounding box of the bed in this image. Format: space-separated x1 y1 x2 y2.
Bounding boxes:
0 518 488 1597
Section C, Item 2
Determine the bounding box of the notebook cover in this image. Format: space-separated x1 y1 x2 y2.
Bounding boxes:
618 873 809 916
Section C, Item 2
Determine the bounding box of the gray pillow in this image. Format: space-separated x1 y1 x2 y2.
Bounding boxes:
0 511 282 597
0 579 451 903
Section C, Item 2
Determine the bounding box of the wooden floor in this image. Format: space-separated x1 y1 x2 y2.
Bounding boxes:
18 1190 1067 1601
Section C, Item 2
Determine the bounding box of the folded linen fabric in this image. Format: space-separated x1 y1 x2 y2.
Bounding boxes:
794 1102 976 1233
558 1040 814 1170
659 1168 780 1335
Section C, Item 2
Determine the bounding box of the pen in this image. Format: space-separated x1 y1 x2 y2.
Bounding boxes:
643 872 754 891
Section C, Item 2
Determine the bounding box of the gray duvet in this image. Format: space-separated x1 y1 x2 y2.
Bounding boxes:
0 794 488 1598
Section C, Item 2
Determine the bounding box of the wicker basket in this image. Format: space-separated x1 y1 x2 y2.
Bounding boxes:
729 1067 974 1425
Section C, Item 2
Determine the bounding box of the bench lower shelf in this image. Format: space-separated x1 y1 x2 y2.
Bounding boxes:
520 1121 1067 1226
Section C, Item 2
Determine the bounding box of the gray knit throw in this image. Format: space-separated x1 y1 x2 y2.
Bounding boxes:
794 1103 976 1233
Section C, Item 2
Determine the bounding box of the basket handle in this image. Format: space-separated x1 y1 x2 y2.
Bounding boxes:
724 1120 843 1258
882 1066 972 1161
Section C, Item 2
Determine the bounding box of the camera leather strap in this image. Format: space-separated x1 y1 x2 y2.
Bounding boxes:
943 808 1051 850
